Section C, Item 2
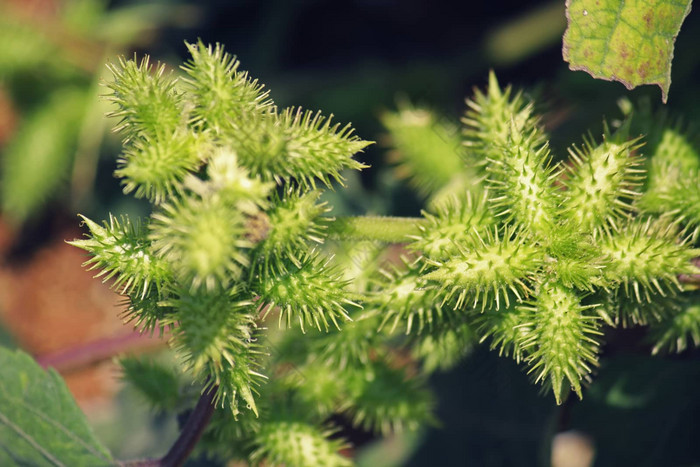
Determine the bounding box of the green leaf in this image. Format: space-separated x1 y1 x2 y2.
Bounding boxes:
563 0 692 103
0 346 114 466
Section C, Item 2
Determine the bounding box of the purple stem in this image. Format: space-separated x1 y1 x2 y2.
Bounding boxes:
118 384 218 467
36 330 166 373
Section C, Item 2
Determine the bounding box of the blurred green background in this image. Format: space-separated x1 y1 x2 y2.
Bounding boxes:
1 0 699 465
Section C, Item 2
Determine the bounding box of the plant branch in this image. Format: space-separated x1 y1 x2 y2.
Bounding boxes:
327 216 427 243
36 330 166 373
119 384 218 467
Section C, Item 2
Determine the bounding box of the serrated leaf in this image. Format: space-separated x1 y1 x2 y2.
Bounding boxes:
563 0 692 103
0 346 114 466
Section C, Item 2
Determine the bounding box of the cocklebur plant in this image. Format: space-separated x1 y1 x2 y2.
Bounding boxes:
70 40 700 465
71 41 430 466
380 73 700 402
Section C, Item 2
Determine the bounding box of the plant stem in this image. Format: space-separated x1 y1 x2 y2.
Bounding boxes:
327 216 427 243
119 384 218 467
36 330 166 373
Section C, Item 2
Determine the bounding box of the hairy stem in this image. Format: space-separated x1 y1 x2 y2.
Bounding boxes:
119 384 218 467
327 216 427 243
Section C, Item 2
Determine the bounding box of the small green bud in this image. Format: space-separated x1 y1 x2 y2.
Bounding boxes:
409 190 495 261
412 321 474 373
544 232 607 291
181 40 273 133
595 288 679 327
380 104 472 196
648 128 700 182
256 251 358 332
423 226 541 311
115 130 206 204
120 287 174 335
462 71 546 163
164 288 264 417
105 56 183 140
484 123 560 237
69 214 172 297
374 260 448 334
641 128 700 228
119 356 182 411
597 219 700 302
650 301 700 354
282 360 347 416
258 190 331 265
519 282 601 404
345 360 435 435
309 309 382 369
252 421 351 467
469 303 531 363
231 108 370 189
203 148 274 213
561 136 644 232
150 195 252 291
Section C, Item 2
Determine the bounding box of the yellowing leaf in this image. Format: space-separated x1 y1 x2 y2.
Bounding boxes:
563 0 692 102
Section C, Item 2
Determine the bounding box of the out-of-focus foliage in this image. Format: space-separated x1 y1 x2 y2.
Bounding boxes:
0 0 197 224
